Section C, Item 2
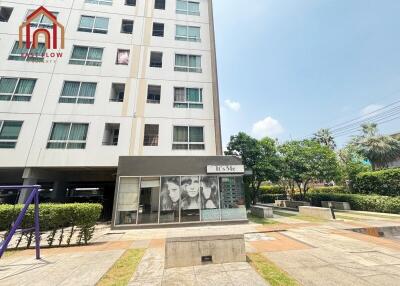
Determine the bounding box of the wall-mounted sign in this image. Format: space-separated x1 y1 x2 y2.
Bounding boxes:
207 165 245 174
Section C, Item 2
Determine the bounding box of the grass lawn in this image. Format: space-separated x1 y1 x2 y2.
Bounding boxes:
96 248 145 286
248 253 300 286
248 214 280 225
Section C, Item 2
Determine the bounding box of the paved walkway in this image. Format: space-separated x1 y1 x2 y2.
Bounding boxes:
1 209 400 286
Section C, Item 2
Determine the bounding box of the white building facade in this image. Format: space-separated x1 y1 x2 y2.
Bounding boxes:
0 0 223 207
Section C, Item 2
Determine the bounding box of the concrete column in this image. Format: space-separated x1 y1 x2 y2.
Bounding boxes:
18 174 37 203
51 181 68 202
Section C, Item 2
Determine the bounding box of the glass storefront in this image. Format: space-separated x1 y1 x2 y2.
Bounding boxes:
115 175 246 226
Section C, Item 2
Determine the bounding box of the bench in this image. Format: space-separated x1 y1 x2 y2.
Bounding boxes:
251 205 273 218
165 234 246 268
321 201 351 210
299 206 334 219
275 200 310 209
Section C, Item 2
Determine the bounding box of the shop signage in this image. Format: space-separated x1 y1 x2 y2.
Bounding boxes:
206 165 245 174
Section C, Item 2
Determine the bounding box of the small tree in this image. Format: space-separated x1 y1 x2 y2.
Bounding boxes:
352 123 400 170
338 144 371 188
225 132 281 205
279 140 341 199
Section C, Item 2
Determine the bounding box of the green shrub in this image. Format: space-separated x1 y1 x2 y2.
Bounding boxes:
259 185 286 194
308 186 350 194
294 193 400 214
259 194 287 203
353 168 400 196
0 203 102 247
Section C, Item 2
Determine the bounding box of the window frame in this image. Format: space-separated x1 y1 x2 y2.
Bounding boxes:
173 87 203 109
69 45 104 66
154 0 166 10
176 0 200 16
47 122 89 149
152 22 165 37
0 77 36 102
124 0 136 6
121 19 134 34
59 81 97 104
78 15 109 34
25 9 59 28
175 25 201 42
147 85 161 104
172 125 205 150
110 83 125 102
0 6 13 22
143 124 159 146
8 41 46 62
0 120 23 149
150 51 163 68
116 49 130 65
174 54 202 73
85 0 113 6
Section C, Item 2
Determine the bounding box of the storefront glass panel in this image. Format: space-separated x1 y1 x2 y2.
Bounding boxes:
137 178 160 224
200 176 220 221
116 177 139 225
180 176 200 222
159 176 180 223
219 177 246 220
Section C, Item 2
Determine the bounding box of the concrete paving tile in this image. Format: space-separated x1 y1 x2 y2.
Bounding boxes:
222 262 252 271
193 263 225 275
130 239 151 249
363 274 400 286
196 271 232 286
133 258 164 280
163 274 197 286
335 263 385 277
227 269 269 286
164 266 195 276
353 251 400 266
129 278 162 286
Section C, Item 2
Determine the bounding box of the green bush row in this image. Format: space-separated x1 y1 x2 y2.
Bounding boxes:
308 186 350 194
259 193 287 203
0 203 102 247
294 193 400 214
259 185 286 194
352 168 400 196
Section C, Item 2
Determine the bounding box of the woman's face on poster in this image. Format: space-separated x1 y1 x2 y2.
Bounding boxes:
186 179 199 198
202 183 212 199
167 182 180 203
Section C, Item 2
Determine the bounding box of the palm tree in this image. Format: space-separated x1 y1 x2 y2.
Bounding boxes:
313 129 336 150
352 123 400 170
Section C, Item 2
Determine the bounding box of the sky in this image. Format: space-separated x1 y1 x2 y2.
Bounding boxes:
213 0 400 148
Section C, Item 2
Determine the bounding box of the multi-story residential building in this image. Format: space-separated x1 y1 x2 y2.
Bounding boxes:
0 0 246 226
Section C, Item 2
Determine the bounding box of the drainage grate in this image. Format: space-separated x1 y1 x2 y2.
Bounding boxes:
201 256 213 263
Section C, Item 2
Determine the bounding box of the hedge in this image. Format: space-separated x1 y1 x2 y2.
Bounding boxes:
308 186 350 194
0 203 102 248
294 193 400 214
259 194 287 203
259 185 286 194
353 168 400 196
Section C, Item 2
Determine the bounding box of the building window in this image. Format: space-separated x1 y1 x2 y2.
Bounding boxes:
8 41 46 62
143 124 159 146
174 87 203 109
152 23 164 37
175 54 201 73
176 0 200 15
69 46 103 66
85 0 112 5
173 126 204 150
47 123 89 149
121 19 133 34
125 0 136 6
78 16 109 34
150 52 163 68
0 77 36 102
110 83 125 102
25 10 59 28
59 81 96 104
176 25 200 42
147 85 161 104
0 7 13 22
155 0 166 10
103 123 120 146
0 121 23 149
116 49 130 65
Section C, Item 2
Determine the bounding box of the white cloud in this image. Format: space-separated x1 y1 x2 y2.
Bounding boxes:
224 99 241 112
361 104 384 117
252 117 284 139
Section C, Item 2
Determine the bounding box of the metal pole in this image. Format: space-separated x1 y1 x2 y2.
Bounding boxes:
0 188 36 258
34 188 40 259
